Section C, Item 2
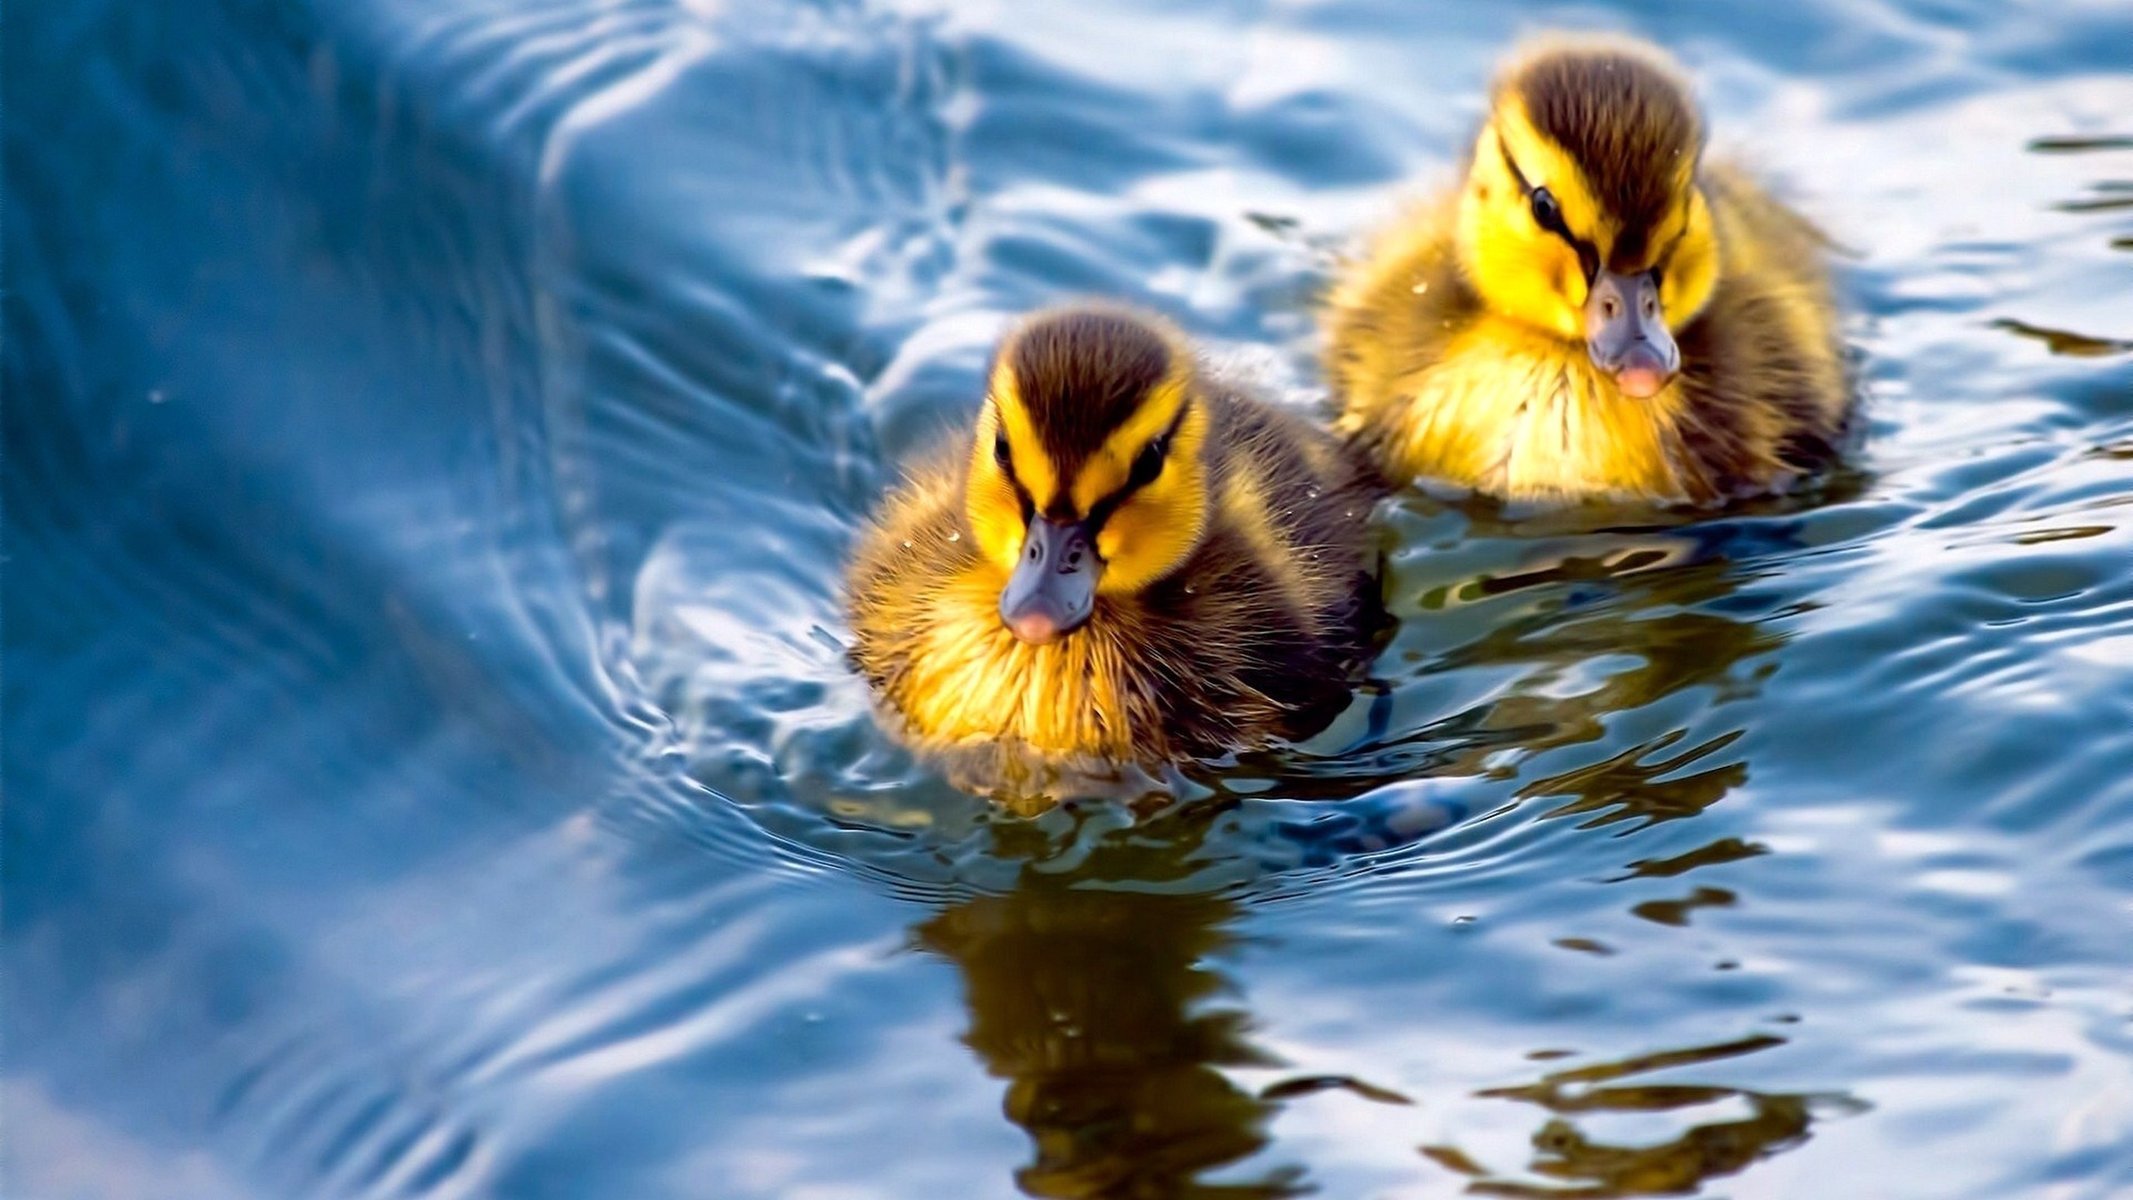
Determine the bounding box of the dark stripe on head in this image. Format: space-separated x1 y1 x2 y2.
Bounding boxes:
1514 47 1702 268
1003 307 1174 478
991 421 1037 520
1497 132 1601 283
1084 399 1189 534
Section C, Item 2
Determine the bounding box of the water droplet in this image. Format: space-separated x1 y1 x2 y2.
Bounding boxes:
1450 914 1477 928
946 531 960 542
901 539 914 550
1410 281 1430 295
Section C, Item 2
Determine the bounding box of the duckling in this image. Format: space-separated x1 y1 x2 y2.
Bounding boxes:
846 304 1380 785
1324 35 1851 504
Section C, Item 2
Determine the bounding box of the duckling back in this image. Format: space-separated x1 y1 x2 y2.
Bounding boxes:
1668 165 1851 489
1116 385 1383 749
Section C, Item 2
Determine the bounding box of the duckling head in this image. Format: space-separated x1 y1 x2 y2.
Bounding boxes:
965 306 1210 646
1456 36 1720 398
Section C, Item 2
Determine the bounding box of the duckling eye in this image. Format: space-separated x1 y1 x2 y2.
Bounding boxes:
1526 186 1600 283
1128 436 1168 490
1529 187 1564 235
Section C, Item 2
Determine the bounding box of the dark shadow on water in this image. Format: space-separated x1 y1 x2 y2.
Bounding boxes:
913 796 1842 1198
1522 729 1749 832
1267 531 1787 810
913 813 1307 1199
1427 561 1781 778
1424 1035 1865 1197
1990 316 2133 358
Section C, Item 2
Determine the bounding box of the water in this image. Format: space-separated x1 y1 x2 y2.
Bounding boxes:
7 0 2132 1196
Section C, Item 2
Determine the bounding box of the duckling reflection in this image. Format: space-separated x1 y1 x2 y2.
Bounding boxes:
1424 1034 1861 1196
1345 532 1782 827
915 867 1303 1199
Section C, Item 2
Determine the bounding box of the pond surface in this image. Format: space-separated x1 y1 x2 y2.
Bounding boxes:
8 0 2133 1196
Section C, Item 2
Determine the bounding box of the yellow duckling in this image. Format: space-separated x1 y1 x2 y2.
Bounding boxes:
1324 35 1852 504
846 304 1380 784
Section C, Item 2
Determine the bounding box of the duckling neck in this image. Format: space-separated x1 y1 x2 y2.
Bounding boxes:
891 566 1154 762
1396 315 1691 501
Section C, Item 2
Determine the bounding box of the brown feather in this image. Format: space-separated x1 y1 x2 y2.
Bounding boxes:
1004 308 1173 481
1511 45 1703 265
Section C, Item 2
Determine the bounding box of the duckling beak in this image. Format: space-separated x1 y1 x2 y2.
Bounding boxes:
999 516 1101 645
1584 269 1679 399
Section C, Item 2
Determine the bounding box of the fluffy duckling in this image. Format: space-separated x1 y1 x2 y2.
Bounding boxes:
847 305 1380 782
1324 36 1851 504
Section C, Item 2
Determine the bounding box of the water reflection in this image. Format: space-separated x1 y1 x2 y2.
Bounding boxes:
1332 520 1784 816
1426 1035 1859 1197
1989 317 2133 358
1445 561 1774 767
1524 730 1749 832
914 822 1302 1199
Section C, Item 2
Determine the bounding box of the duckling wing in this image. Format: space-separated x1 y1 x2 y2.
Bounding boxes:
1670 165 1852 498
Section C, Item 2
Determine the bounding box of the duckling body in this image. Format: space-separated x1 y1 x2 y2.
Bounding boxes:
1325 37 1850 504
847 306 1379 779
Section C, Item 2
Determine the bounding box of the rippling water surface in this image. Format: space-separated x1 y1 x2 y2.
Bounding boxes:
9 1 2133 1196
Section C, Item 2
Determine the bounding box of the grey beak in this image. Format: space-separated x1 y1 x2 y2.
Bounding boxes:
998 516 1101 645
1584 269 1680 398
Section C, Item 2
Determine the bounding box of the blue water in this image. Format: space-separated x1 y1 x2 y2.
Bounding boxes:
8 1 2133 1197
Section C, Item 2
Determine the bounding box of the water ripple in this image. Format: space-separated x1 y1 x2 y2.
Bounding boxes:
10 0 2133 1196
